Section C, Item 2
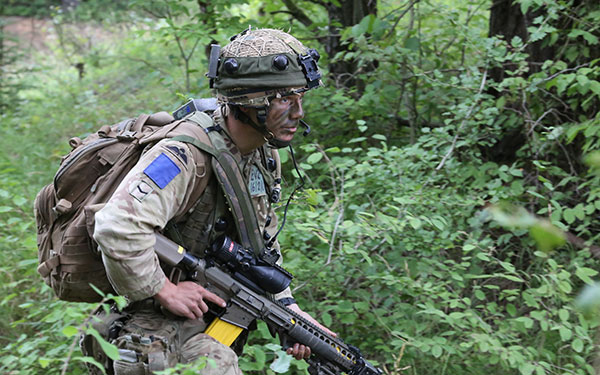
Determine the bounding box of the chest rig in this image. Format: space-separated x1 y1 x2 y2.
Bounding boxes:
170 109 282 265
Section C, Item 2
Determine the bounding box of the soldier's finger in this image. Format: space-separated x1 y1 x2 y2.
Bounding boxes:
189 304 204 319
294 351 304 360
304 346 311 359
202 290 227 307
291 343 302 360
198 299 209 313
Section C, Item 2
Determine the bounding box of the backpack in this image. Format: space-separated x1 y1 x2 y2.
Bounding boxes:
35 106 281 303
34 111 209 302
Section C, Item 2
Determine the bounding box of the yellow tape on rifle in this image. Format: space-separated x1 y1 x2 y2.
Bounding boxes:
205 318 244 347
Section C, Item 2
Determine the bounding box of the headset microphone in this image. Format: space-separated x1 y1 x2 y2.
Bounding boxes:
299 120 311 136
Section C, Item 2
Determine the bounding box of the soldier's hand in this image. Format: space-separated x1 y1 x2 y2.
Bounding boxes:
154 279 226 320
286 304 337 360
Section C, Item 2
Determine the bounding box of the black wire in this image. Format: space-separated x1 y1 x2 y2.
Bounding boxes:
267 144 305 248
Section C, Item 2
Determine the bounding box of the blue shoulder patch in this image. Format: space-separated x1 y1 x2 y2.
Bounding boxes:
144 153 181 189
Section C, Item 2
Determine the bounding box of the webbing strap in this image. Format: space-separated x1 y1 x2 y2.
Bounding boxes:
171 120 263 255
37 254 104 277
171 135 216 156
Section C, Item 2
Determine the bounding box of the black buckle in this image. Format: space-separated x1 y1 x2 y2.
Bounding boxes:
298 53 321 88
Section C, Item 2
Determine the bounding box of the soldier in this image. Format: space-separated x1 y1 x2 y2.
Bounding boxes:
84 28 334 374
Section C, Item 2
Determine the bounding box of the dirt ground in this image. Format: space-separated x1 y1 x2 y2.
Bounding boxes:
3 16 56 52
2 16 122 59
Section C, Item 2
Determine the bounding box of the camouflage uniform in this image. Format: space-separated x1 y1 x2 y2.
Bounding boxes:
89 109 292 374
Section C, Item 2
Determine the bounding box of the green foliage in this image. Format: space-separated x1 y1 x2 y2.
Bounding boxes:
2 0 600 374
1 0 60 18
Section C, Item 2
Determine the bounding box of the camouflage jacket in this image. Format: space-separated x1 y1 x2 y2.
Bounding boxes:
93 109 293 303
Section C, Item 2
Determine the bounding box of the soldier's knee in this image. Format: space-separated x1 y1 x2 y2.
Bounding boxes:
181 333 242 375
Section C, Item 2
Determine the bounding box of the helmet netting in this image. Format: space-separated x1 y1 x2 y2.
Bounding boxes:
221 28 306 58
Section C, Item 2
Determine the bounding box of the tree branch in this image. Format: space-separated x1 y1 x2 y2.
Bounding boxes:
384 0 419 39
435 69 488 170
279 0 314 27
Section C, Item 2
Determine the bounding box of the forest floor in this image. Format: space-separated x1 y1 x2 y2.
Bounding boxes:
3 16 54 52
3 16 121 63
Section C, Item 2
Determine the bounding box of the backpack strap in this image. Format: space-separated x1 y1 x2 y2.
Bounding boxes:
171 112 265 257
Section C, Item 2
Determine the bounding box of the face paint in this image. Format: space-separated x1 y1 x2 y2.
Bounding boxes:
265 93 304 144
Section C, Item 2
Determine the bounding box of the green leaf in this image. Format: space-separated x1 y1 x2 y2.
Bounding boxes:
506 304 517 316
348 137 367 143
12 196 27 206
474 290 485 300
321 312 332 327
62 325 79 338
89 283 107 299
576 267 598 285
520 362 535 375
573 204 585 220
431 345 443 358
431 218 446 231
496 96 506 110
558 309 570 322
572 338 584 353
559 326 572 341
569 29 599 45
408 217 422 229
462 244 475 252
591 81 600 97
277 149 289 164
500 274 524 283
38 358 50 368
74 356 107 374
85 327 120 361
529 221 565 252
254 346 266 366
404 37 420 51
516 317 534 328
306 152 324 164
270 353 292 373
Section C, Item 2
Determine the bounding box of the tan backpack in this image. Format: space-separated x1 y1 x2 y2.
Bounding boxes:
34 111 210 302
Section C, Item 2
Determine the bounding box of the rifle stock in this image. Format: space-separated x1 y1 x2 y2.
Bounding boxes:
154 233 381 375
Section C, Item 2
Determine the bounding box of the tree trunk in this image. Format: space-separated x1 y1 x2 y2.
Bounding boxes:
488 0 554 85
324 0 377 89
280 0 377 90
484 0 597 163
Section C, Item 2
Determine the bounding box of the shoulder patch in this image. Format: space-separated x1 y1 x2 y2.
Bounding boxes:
144 153 181 189
129 180 155 202
249 165 266 197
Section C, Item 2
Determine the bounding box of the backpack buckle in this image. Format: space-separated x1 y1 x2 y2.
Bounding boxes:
117 130 137 140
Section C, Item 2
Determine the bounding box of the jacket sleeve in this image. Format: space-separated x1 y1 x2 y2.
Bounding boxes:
93 138 209 301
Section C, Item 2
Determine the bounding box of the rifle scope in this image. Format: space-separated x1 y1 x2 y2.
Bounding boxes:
208 236 293 294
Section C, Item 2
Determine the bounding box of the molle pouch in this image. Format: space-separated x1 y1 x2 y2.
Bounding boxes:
80 308 130 375
112 311 179 375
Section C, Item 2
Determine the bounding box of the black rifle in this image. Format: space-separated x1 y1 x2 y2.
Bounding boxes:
154 233 381 375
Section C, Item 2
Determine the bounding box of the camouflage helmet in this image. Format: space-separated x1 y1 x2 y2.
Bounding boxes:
207 27 322 107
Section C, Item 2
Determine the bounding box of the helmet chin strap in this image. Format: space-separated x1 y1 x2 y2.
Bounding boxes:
232 105 292 149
